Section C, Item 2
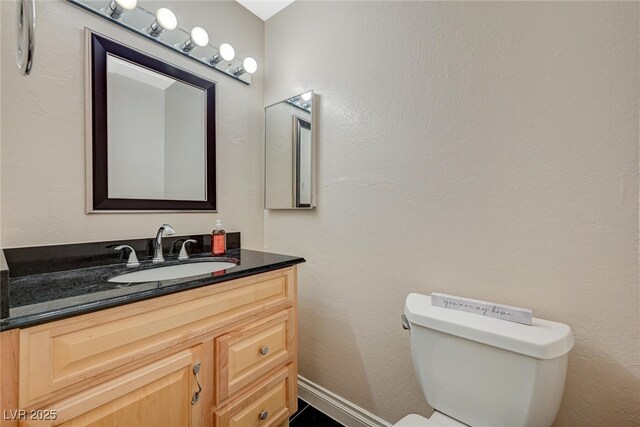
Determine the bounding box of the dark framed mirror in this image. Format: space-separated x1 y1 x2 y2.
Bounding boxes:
86 30 217 212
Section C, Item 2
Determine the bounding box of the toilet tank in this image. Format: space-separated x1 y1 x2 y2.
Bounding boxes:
404 293 574 427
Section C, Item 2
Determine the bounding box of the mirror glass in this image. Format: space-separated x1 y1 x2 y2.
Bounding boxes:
265 92 316 209
107 55 206 201
88 32 217 212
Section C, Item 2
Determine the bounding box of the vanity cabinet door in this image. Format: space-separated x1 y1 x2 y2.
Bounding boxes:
21 345 204 427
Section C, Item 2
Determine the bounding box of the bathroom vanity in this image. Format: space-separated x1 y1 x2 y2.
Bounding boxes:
0 241 304 427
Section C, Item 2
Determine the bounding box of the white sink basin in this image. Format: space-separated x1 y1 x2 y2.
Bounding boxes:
108 261 236 283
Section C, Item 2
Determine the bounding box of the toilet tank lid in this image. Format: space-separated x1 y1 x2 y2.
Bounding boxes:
404 293 574 360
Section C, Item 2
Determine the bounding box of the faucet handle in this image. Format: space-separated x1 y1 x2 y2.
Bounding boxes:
114 245 140 267
178 239 198 261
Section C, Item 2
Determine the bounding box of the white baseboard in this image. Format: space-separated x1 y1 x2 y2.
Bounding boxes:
297 376 392 427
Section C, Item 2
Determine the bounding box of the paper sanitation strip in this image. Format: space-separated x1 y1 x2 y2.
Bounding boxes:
431 293 533 325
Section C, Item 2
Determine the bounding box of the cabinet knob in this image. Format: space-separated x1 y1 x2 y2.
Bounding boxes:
259 410 269 421
260 346 269 356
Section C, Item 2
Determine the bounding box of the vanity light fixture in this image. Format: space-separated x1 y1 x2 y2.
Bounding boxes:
181 27 209 53
148 8 177 37
67 0 258 85
234 57 258 76
208 43 235 65
301 92 312 101
106 0 136 19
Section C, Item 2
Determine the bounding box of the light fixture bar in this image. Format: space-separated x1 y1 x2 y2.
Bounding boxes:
67 0 255 85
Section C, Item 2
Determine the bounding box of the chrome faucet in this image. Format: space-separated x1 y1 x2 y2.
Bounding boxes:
152 224 175 263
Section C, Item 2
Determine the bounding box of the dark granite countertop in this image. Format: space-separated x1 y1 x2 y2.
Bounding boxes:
1 248 304 331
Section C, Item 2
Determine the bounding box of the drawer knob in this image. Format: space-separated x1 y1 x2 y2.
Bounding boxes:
260 346 269 356
259 410 269 421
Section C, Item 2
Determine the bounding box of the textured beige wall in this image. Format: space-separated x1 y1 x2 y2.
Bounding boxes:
264 2 639 426
0 0 265 248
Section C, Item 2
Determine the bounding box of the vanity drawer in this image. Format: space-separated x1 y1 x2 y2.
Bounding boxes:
215 364 296 427
216 310 294 404
19 268 295 408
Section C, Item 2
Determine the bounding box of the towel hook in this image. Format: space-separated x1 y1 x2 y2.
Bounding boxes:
16 0 35 75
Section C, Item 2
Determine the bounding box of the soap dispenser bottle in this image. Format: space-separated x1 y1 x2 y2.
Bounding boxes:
211 220 226 256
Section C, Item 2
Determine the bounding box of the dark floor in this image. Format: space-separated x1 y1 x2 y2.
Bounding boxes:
290 398 345 427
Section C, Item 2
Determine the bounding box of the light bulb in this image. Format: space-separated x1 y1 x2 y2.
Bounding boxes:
219 43 235 61
190 27 209 47
156 8 177 30
233 57 258 77
181 27 209 53
209 43 235 66
301 92 312 101
148 8 177 37
115 0 136 10
243 57 257 74
107 0 136 18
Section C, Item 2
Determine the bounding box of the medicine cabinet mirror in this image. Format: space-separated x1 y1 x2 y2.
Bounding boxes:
86 31 217 212
265 91 318 209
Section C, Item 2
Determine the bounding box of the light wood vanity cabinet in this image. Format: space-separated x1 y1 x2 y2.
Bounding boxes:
0 267 298 427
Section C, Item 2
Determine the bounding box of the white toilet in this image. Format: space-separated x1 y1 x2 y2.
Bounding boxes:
396 293 574 427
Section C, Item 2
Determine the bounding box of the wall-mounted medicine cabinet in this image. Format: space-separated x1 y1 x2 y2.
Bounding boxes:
265 91 318 209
